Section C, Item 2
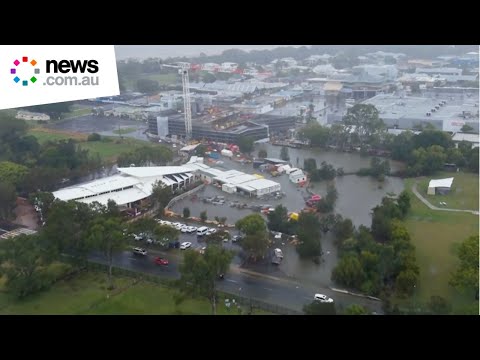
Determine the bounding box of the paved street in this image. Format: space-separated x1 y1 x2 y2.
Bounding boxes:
89 244 384 314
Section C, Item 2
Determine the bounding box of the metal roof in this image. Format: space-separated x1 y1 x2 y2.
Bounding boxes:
428 177 454 189
117 166 192 178
77 187 149 206
452 133 479 143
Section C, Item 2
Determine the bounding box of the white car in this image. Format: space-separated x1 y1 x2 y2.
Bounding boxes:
314 294 334 303
274 233 282 239
208 228 217 234
133 234 143 241
274 248 284 258
181 227 190 233
133 247 147 256
180 242 192 250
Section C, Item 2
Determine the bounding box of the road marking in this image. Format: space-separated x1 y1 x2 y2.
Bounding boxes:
263 287 273 291
226 279 238 283
128 257 138 261
304 297 312 300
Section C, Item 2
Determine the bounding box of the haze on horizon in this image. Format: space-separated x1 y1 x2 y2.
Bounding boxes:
114 45 307 60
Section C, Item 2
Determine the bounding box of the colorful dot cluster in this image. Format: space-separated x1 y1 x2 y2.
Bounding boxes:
12 57 38 86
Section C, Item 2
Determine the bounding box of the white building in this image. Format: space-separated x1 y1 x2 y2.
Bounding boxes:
452 133 479 148
52 166 195 208
427 177 454 195
16 110 50 121
289 169 306 183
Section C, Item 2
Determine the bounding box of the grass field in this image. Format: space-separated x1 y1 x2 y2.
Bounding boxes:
27 128 153 162
403 176 479 311
416 171 479 211
112 127 137 135
124 73 179 90
61 105 93 119
0 271 269 315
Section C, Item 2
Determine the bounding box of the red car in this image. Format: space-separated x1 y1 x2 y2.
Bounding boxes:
154 257 169 266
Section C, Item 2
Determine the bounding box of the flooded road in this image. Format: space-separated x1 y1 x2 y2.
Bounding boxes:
48 115 148 141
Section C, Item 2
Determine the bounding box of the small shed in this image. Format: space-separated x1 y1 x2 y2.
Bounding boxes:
222 183 237 194
427 177 454 195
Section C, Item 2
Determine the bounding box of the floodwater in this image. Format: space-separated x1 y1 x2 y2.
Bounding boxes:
48 115 148 141
171 146 405 287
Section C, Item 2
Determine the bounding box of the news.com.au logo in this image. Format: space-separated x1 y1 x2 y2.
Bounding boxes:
11 56 99 87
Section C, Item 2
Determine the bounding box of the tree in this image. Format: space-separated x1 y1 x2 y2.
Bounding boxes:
0 181 16 221
0 234 52 298
200 210 208 223
343 104 385 146
258 148 268 159
236 213 266 235
344 304 369 315
298 124 330 147
267 205 290 234
151 181 174 213
117 146 173 167
303 301 336 315
427 296 452 315
395 267 419 297
154 225 180 247
460 124 474 133
177 244 233 314
333 217 355 246
137 78 160 94
304 158 317 174
449 235 479 298
87 133 102 141
397 191 411 218
0 161 29 187
410 83 421 93
26 101 73 118
202 72 217 83
88 215 127 289
280 146 290 161
316 184 338 213
195 144 207 157
332 255 366 289
238 136 254 154
183 207 190 219
296 212 322 258
236 213 269 261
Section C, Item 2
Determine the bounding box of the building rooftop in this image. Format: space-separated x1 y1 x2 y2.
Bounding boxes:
452 133 479 143
117 166 192 178
429 177 454 189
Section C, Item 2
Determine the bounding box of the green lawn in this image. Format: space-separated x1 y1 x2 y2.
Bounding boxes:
416 171 479 211
124 73 179 90
112 127 137 135
403 177 479 311
27 128 87 143
27 128 153 162
0 271 271 315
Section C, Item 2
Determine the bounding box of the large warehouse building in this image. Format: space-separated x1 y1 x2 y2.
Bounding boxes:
52 166 195 208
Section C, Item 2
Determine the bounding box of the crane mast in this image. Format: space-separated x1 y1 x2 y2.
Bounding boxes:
180 66 192 141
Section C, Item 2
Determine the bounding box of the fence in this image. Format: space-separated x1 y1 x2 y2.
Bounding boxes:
165 184 205 210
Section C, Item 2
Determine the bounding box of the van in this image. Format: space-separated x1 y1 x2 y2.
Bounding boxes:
197 226 209 236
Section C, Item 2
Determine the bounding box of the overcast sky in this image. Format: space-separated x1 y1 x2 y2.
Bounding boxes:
114 45 306 60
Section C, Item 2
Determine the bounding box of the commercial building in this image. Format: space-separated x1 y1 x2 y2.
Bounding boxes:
361 94 479 132
452 132 479 148
52 166 195 209
15 111 50 121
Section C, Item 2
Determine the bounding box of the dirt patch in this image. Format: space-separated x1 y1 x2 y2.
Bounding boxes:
13 198 39 230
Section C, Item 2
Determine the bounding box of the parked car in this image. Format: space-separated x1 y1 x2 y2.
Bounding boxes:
133 247 147 256
274 233 282 240
154 257 169 265
133 234 143 241
180 242 192 250
232 235 243 242
314 294 333 303
274 248 284 258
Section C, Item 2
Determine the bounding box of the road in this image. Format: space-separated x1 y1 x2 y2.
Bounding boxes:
89 246 384 314
412 182 479 215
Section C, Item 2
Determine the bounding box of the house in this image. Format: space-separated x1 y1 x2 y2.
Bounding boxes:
427 177 454 195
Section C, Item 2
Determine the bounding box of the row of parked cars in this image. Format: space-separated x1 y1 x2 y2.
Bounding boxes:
156 220 220 236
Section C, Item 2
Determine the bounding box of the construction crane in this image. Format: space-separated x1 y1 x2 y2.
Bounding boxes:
179 65 192 141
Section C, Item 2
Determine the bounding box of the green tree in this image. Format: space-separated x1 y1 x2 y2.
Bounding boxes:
280 146 290 161
0 161 29 187
344 304 369 315
236 213 266 235
183 207 191 219
333 217 355 246
449 235 479 298
151 181 174 213
460 124 474 133
303 301 336 315
88 215 127 289
304 158 317 174
117 146 173 167
395 267 419 297
195 144 207 157
316 184 338 213
87 133 102 142
137 78 160 94
200 210 208 223
26 102 73 118
236 214 269 261
332 255 366 288
343 104 385 145
29 191 55 218
397 191 411 218
177 244 233 314
258 148 267 159
0 181 16 221
427 296 452 315
0 234 52 299
267 205 290 234
296 212 322 258
202 72 217 83
238 136 254 154
154 225 180 247
298 124 331 147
